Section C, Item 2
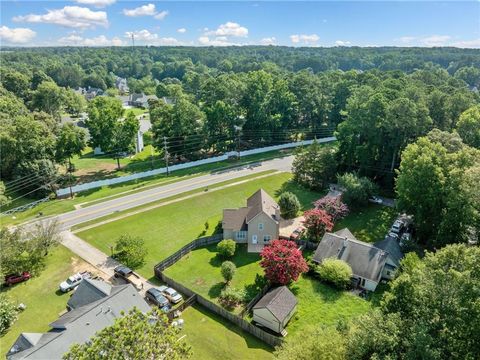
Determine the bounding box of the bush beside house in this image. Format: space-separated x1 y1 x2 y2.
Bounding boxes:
278 192 301 219
217 239 236 258
316 258 353 289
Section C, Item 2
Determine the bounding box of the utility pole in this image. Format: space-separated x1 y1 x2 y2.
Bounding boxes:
163 136 169 176
234 125 242 159
150 144 154 170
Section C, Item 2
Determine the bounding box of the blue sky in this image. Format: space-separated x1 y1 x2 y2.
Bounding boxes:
1 1 479 47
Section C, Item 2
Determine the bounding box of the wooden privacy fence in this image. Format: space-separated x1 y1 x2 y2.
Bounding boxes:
240 283 271 318
159 273 283 348
154 234 223 273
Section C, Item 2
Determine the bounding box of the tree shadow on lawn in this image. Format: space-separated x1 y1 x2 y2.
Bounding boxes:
274 180 324 210
208 281 225 299
243 274 268 302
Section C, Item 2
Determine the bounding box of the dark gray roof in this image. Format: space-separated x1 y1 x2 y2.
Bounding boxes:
334 228 357 240
374 237 404 266
253 286 297 322
246 189 279 223
67 278 112 310
222 207 249 231
313 230 388 283
223 189 279 231
7 283 149 360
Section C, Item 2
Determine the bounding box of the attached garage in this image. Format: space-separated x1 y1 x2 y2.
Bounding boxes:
252 286 297 336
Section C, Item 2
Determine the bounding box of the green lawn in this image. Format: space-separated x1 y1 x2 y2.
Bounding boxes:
286 275 373 337
164 245 265 312
77 173 322 279
0 246 92 353
334 204 397 243
181 304 273 360
2 148 298 227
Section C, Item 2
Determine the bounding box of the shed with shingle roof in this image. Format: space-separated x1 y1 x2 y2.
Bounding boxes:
253 286 297 335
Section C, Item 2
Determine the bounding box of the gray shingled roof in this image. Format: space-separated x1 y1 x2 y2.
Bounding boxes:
253 286 297 322
67 278 112 310
313 230 388 283
334 228 357 240
246 189 279 223
222 189 279 231
7 283 149 360
222 207 250 231
374 236 404 266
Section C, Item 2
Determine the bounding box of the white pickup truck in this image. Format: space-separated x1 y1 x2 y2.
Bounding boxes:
59 271 92 292
113 265 143 291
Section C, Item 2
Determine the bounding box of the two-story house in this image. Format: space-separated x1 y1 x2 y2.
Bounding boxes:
222 189 281 252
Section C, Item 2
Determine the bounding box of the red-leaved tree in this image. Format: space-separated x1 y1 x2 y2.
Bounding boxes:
313 196 349 221
303 209 334 242
260 240 308 285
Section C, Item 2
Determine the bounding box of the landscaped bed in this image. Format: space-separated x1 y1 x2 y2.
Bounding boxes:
164 244 265 313
77 172 322 279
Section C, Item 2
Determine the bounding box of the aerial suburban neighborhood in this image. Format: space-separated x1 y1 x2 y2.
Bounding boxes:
1 1 479 359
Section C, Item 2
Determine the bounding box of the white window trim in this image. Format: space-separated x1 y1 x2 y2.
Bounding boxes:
258 223 264 230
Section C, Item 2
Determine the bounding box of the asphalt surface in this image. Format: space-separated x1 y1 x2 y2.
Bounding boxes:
33 156 294 231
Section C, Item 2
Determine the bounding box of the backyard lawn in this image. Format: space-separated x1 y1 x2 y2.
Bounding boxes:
77 172 322 279
0 246 95 353
286 275 373 337
181 304 273 360
334 204 397 243
164 244 265 312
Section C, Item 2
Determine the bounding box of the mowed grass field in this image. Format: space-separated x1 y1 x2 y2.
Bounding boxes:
77 172 322 279
164 244 265 312
181 304 273 360
286 275 373 337
0 246 94 353
334 204 397 243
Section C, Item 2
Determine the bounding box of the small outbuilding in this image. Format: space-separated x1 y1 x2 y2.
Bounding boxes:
252 286 297 336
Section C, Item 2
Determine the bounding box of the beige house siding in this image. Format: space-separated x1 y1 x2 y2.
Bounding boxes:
248 212 279 246
223 229 234 240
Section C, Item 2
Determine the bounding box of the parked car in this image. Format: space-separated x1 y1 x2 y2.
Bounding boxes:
59 271 91 292
158 285 183 304
113 265 143 291
145 288 171 312
369 196 383 204
390 219 404 234
4 272 31 287
387 232 399 240
290 227 304 241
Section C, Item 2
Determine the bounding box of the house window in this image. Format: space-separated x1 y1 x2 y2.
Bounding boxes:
361 278 366 287
258 223 264 230
236 231 247 240
386 270 391 276
264 235 271 243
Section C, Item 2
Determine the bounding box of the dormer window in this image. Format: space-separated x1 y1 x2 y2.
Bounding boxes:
258 223 264 230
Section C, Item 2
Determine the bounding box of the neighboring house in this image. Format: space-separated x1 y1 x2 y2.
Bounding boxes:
7 279 150 360
115 77 129 93
252 286 297 336
312 228 403 291
222 189 281 252
128 93 158 108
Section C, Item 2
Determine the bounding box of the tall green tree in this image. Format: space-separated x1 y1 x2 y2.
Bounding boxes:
63 308 192 360
110 111 140 168
31 81 64 116
457 105 480 149
56 123 87 168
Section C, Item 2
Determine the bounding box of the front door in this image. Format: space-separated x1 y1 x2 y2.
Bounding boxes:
252 235 258 244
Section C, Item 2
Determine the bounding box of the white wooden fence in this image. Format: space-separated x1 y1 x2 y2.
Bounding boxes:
56 137 336 196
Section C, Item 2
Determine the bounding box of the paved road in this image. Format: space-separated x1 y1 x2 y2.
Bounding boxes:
32 156 294 231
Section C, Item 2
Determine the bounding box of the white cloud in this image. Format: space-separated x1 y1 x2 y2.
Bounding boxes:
290 34 319 45
259 37 276 45
177 28 187 34
198 36 238 46
74 0 116 8
0 25 36 44
335 40 351 46
398 36 416 44
124 30 183 46
207 22 248 38
422 35 451 47
451 38 480 49
123 4 156 16
58 34 123 46
13 6 108 29
154 10 169 20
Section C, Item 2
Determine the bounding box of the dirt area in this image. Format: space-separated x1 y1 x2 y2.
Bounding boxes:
279 216 305 238
70 256 102 277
